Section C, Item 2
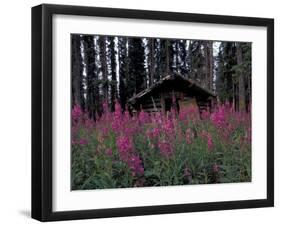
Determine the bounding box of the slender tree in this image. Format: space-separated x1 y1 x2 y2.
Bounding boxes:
149 38 155 85
215 42 237 105
242 43 252 112
108 36 117 110
100 36 109 103
71 35 84 109
165 39 171 75
118 37 128 110
82 35 99 118
237 43 246 111
205 41 213 91
187 40 205 85
128 38 146 95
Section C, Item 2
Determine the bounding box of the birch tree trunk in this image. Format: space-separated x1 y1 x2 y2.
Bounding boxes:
101 36 108 103
150 38 155 86
166 40 170 75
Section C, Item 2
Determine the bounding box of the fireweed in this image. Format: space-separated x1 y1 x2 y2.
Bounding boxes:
71 102 251 190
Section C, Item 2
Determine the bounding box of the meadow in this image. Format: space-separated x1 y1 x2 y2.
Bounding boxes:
71 102 251 190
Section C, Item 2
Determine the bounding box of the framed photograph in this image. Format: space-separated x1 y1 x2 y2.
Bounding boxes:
32 4 274 221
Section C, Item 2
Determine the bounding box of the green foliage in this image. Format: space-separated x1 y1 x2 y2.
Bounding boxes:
71 105 251 190
215 42 252 106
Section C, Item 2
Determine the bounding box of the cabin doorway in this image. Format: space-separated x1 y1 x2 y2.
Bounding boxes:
164 98 180 112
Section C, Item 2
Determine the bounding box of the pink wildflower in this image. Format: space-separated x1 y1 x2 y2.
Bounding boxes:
116 136 144 177
138 110 149 124
71 138 88 146
123 122 139 137
105 148 113 157
185 128 194 144
158 141 173 158
207 135 214 150
114 101 122 115
72 104 83 122
116 136 133 161
179 111 188 121
71 139 76 145
146 127 161 139
162 118 174 136
128 154 144 177
201 110 210 120
185 105 200 121
111 102 123 132
201 130 214 151
151 112 162 124
79 138 88 145
124 110 131 121
210 106 226 129
84 118 94 129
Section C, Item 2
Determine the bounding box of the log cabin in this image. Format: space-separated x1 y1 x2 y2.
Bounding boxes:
127 74 216 115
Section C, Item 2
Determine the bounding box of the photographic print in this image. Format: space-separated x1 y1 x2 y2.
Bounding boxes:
32 4 273 221
71 34 252 190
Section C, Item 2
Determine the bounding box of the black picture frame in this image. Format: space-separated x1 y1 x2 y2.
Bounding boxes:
31 3 274 222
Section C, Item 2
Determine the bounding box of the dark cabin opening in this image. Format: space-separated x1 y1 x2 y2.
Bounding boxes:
165 98 172 111
165 98 180 112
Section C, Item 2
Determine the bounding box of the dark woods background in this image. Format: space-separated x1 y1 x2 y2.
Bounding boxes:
71 34 252 119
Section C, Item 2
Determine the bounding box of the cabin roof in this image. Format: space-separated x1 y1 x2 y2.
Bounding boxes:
128 73 216 104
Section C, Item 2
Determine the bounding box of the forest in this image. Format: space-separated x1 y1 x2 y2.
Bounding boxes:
71 34 252 190
71 35 252 118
